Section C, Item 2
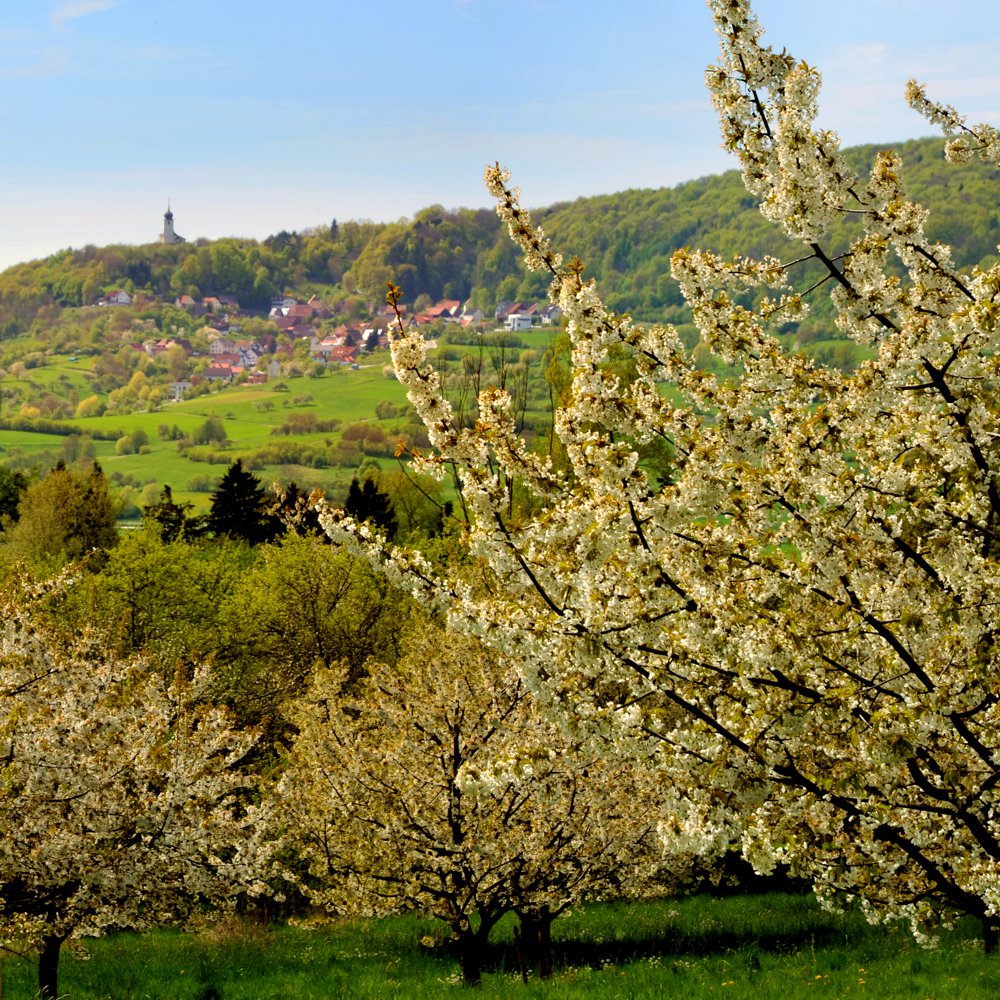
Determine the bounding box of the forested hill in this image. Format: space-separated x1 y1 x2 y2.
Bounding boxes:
1 136 997 336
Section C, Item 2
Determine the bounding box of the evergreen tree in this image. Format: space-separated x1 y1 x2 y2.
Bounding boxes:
75 463 119 553
344 476 397 540
0 465 28 528
142 484 204 542
206 460 280 545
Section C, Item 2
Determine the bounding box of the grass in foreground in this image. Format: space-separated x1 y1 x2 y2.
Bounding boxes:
2 893 998 998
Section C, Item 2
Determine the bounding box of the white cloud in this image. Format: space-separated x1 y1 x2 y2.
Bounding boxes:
833 42 890 71
0 47 70 79
50 0 118 31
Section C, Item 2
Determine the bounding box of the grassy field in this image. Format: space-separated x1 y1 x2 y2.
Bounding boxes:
0 353 418 509
0 332 570 513
3 893 998 999
0 325 860 516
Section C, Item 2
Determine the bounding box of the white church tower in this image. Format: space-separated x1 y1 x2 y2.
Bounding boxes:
159 201 185 245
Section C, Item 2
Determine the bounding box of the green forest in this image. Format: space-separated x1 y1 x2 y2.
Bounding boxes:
3 136 998 332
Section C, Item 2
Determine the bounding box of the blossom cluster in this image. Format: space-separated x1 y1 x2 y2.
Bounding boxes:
0 578 265 955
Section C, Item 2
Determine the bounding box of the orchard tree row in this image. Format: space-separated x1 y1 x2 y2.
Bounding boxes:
0 457 688 994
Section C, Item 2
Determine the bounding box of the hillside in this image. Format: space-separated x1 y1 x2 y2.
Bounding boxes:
2 137 998 337
0 135 997 511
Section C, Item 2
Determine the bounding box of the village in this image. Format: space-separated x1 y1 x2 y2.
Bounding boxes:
56 200 562 405
96 280 560 403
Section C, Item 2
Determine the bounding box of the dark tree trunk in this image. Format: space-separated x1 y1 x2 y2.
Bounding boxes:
984 917 1000 955
38 933 66 1000
458 931 485 986
518 905 554 979
513 923 528 984
456 917 498 987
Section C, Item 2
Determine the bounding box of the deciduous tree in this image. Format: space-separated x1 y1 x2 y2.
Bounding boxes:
211 532 411 741
324 0 1000 952
0 579 264 998
58 529 240 672
272 625 669 985
2 461 117 571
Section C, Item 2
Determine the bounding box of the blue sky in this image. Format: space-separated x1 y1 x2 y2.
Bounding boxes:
2 0 1000 271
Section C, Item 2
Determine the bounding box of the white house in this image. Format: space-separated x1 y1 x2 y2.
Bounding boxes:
208 337 236 356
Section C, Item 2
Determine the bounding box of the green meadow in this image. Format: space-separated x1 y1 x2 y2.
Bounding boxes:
2 894 996 999
0 323 788 515
0 327 572 512
0 352 417 510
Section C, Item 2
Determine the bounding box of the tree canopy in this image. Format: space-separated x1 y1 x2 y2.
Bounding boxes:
344 475 398 541
3 136 1000 343
0 579 264 998
2 461 117 571
324 0 1000 953
206 459 281 545
271 623 670 985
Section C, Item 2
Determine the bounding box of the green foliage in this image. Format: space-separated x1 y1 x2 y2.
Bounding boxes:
193 415 229 446
374 398 398 420
31 520 412 750
271 480 324 536
1 460 118 571
142 484 204 541
3 895 998 998
378 465 447 540
1 137 995 537
61 529 234 667
4 138 997 344
0 465 27 527
0 414 119 440
209 533 412 741
206 459 281 544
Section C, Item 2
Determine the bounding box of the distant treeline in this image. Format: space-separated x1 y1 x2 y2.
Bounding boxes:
0 416 121 440
1 137 997 336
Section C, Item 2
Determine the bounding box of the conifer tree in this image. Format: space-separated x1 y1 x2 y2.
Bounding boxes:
344 475 397 540
272 480 325 537
0 465 27 528
206 459 280 545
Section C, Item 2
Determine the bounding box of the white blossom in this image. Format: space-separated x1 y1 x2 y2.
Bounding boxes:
325 0 1000 952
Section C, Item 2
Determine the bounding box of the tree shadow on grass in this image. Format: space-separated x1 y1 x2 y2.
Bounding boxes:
482 883 846 979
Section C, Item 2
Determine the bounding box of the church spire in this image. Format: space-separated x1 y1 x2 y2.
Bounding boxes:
159 200 184 245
